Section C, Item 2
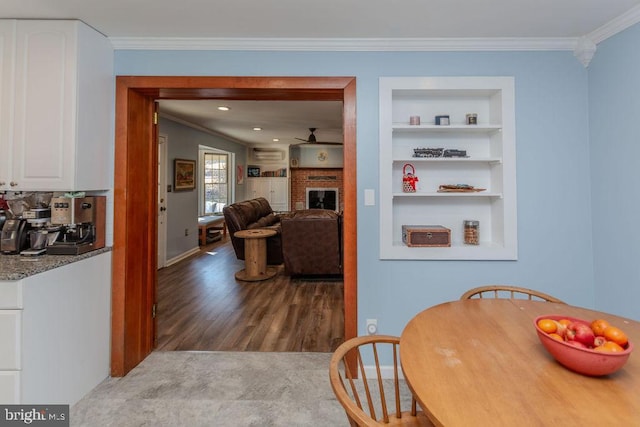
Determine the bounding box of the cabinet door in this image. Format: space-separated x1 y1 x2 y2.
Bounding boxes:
0 310 21 369
0 371 20 404
246 178 270 200
268 178 289 211
0 20 15 190
12 20 77 191
0 280 23 309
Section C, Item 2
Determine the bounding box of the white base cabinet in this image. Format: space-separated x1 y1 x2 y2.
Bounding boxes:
0 252 111 405
0 19 113 191
0 310 21 370
246 177 290 211
379 77 517 260
0 371 20 404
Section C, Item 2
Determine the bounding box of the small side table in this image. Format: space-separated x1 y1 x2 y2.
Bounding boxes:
234 229 278 281
198 216 227 246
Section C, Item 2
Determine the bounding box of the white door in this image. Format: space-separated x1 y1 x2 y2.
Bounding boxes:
157 135 168 269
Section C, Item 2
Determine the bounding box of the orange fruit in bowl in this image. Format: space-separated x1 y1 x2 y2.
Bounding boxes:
537 318 557 334
594 341 625 353
590 319 610 336
604 326 628 347
548 333 564 342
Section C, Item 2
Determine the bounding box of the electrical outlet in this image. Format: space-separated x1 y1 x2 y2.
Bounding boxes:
184 228 189 236
366 319 378 335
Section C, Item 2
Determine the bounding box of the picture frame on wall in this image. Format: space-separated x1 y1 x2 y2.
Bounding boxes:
174 158 196 191
237 164 244 185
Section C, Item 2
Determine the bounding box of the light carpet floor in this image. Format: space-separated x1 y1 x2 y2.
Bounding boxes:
70 351 350 426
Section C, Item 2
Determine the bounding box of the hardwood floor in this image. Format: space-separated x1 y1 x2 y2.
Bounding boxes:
156 235 345 352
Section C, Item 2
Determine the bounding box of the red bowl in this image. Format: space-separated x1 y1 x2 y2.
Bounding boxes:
534 315 633 376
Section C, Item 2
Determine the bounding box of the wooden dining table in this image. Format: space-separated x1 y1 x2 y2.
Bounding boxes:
400 299 640 426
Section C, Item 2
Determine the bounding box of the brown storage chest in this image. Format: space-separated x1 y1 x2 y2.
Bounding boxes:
402 225 451 247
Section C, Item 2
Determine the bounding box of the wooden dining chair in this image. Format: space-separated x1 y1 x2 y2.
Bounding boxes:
460 285 566 303
329 335 434 426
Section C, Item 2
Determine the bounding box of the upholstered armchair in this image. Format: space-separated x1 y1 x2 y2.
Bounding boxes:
280 209 342 276
223 197 284 265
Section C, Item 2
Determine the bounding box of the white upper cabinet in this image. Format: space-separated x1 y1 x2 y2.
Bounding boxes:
1 20 113 191
0 20 16 190
379 77 517 260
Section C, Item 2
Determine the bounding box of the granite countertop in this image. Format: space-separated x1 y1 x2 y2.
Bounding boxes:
0 247 112 281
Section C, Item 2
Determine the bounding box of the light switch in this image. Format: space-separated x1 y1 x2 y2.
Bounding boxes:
364 189 375 206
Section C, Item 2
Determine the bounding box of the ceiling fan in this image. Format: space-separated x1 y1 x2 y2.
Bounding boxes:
294 128 342 145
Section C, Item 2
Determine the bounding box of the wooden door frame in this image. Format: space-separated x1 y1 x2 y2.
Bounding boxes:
157 134 168 269
112 76 357 376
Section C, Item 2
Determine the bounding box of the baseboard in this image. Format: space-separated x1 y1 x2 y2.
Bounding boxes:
364 365 405 380
166 247 201 267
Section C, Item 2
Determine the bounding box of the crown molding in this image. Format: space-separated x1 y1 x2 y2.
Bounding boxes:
587 4 640 44
573 36 597 67
109 36 578 51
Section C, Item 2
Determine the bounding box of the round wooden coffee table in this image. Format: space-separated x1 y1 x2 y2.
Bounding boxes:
234 229 278 281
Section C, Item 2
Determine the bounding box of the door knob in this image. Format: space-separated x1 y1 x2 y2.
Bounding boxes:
10 181 18 187
160 206 166 212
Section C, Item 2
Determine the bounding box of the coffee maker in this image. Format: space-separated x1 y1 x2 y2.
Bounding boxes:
47 196 106 255
1 218 29 254
21 207 54 256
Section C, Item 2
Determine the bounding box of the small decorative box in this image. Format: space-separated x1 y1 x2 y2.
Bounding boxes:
435 115 450 125
402 225 451 247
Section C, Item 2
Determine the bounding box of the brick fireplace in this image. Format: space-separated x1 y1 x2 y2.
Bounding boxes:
290 168 344 211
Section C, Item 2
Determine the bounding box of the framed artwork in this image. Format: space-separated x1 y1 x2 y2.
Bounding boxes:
174 158 196 191
237 164 244 185
247 166 260 177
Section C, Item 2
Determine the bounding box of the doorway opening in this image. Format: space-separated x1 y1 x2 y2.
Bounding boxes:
112 76 357 376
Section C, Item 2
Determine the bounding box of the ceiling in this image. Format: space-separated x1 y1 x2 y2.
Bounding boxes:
3 0 640 146
3 1 639 39
159 100 344 146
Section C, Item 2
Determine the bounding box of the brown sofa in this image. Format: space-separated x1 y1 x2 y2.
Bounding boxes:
280 209 343 276
223 197 284 265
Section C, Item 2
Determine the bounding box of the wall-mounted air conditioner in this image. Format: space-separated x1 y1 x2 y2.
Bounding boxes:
252 147 285 161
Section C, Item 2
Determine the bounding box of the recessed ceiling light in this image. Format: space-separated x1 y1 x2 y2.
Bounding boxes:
272 138 280 142
217 106 230 111
253 127 262 131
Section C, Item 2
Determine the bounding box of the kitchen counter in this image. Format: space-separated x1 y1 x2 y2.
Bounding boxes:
0 247 112 281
